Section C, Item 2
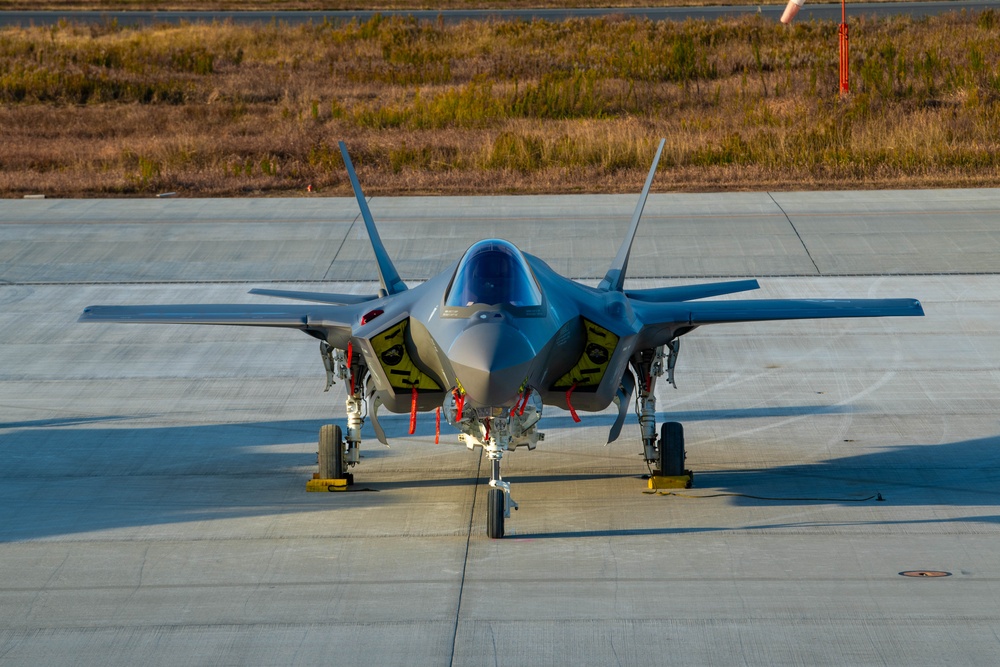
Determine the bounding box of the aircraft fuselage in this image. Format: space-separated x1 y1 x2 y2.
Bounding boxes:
352 243 641 416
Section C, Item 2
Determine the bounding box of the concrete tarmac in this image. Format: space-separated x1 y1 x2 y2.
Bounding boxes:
2 190 1000 665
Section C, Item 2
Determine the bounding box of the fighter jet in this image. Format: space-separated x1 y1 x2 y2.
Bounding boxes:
80 140 924 538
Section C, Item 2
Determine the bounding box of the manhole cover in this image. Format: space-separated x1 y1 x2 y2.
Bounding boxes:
899 570 952 578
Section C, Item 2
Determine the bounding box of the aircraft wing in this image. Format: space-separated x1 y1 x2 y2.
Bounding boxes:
248 288 380 305
632 297 924 347
79 303 357 346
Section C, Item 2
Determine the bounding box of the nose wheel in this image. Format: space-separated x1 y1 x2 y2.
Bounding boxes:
487 487 505 538
485 433 517 539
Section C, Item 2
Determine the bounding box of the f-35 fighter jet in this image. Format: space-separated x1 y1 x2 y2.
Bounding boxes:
81 140 924 538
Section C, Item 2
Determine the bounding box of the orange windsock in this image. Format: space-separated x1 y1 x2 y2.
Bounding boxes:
780 0 805 24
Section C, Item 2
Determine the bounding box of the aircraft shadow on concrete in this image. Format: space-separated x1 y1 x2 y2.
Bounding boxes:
523 433 1000 539
518 511 1000 539
696 432 1000 507
2 412 999 541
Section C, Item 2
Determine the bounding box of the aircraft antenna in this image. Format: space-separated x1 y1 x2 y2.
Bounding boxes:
339 142 408 296
598 138 666 292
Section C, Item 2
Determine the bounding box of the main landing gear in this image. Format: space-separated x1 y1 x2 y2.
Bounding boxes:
311 342 365 489
633 342 688 479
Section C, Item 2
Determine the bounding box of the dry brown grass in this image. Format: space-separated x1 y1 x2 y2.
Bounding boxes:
8 0 791 10
4 0 937 9
1 11 999 198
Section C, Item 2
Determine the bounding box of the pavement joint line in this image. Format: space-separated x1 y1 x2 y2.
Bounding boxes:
769 191 821 276
449 447 480 667
322 202 363 281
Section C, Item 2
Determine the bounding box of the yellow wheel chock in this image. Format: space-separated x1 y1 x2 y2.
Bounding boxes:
648 472 693 490
306 477 349 492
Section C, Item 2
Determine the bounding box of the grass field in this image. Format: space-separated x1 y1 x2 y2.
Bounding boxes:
7 0 790 10
1 9 998 197
2 0 937 9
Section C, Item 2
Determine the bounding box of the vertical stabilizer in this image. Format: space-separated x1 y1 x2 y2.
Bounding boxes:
339 142 407 296
598 138 666 292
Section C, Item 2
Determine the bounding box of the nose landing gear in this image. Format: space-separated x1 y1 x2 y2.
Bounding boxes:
485 438 519 539
486 454 519 539
448 391 540 538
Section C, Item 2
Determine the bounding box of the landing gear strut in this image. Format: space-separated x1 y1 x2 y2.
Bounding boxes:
317 341 365 485
633 341 686 476
447 391 540 538
484 420 518 539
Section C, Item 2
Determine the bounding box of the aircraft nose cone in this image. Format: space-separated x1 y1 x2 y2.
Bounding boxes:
448 319 535 407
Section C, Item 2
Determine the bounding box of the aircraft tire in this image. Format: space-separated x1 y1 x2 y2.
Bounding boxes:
659 421 685 476
318 424 345 480
487 487 505 539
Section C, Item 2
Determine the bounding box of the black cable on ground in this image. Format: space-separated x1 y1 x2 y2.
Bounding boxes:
643 490 885 502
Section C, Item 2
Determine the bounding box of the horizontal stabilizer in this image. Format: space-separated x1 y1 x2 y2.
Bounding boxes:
249 288 379 305
625 279 760 303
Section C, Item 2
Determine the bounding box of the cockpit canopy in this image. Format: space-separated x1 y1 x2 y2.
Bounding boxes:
445 239 543 308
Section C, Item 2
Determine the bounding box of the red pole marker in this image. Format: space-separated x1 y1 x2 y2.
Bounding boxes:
839 0 850 94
